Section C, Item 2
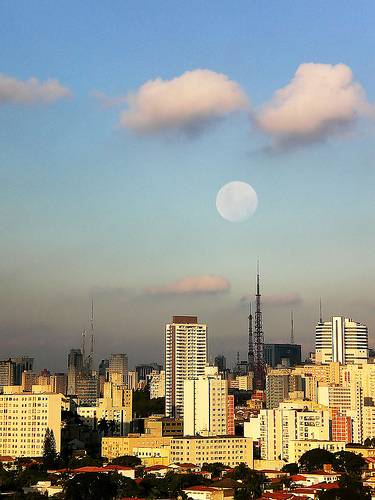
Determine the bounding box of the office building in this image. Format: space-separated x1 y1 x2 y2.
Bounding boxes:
0 359 15 389
183 367 230 436
11 357 34 385
165 315 207 417
127 370 138 391
265 344 301 368
50 373 67 395
214 355 226 373
266 369 304 409
315 316 368 364
108 353 128 387
136 363 162 382
75 372 99 405
67 349 83 396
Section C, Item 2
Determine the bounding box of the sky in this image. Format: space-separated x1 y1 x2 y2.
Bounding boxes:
0 1 374 371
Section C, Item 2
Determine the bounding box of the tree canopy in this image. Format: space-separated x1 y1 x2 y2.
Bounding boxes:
299 448 334 472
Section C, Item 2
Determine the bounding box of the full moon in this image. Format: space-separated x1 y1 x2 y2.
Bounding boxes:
216 181 258 222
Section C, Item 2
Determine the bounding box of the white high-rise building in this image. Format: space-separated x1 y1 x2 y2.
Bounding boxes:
165 316 207 417
315 316 368 365
183 366 229 436
109 353 128 387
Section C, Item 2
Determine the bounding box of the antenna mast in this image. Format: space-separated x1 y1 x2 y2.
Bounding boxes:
253 260 265 390
88 298 94 372
319 298 323 323
248 301 254 371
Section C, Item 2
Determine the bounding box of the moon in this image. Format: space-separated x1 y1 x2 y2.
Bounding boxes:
216 181 258 222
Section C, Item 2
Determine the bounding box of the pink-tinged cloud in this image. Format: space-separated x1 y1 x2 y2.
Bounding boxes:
119 69 249 134
0 74 72 104
144 275 231 296
254 63 374 147
241 292 303 307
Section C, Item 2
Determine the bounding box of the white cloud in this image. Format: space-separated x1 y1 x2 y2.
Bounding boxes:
119 69 249 134
255 63 374 147
144 275 230 296
0 74 72 104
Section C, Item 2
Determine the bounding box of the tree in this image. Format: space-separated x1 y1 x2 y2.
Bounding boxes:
332 451 365 476
299 448 334 472
201 462 227 478
133 390 164 418
110 455 142 467
108 420 117 437
63 472 117 500
281 463 299 475
43 428 58 468
231 463 268 499
318 484 371 499
98 418 109 437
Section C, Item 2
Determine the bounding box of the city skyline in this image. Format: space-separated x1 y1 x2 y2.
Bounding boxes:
1 1 374 370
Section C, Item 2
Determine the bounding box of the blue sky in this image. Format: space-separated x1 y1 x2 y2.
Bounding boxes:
0 1 374 370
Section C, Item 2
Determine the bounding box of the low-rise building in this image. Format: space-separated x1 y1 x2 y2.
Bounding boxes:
170 436 253 468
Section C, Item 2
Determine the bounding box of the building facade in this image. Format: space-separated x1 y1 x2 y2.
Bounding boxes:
165 316 207 417
0 388 66 457
183 368 230 437
315 316 368 364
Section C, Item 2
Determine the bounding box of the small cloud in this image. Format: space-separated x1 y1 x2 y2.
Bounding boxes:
241 292 303 307
144 275 231 296
90 90 128 108
119 69 249 135
254 63 374 148
0 74 72 104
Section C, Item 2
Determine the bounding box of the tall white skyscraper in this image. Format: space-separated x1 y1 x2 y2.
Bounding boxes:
165 315 207 417
315 316 368 364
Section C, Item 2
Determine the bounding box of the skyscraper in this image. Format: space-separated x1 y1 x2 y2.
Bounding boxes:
67 349 83 396
165 315 207 417
315 316 368 364
109 353 128 386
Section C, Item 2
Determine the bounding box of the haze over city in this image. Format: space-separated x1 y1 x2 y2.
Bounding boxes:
1 1 374 371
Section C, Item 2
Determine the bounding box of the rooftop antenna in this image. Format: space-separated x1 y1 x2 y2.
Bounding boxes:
290 310 295 344
81 329 86 361
319 298 323 324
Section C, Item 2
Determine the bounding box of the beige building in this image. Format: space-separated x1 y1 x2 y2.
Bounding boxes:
170 436 253 468
245 401 330 462
183 367 229 437
288 439 346 463
77 381 132 435
102 435 172 460
108 354 128 387
102 434 252 468
149 370 165 399
144 415 183 437
0 388 68 457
